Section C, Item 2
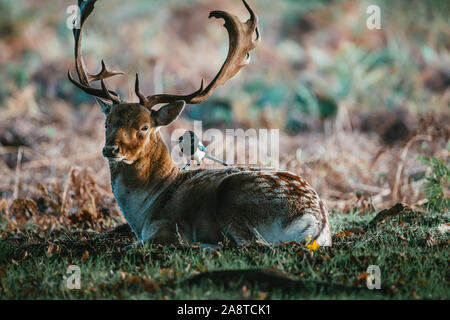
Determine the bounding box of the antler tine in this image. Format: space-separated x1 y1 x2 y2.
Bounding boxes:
68 0 124 104
242 0 258 32
243 0 261 44
68 70 120 101
144 0 260 109
88 60 125 82
135 74 147 106
100 79 122 105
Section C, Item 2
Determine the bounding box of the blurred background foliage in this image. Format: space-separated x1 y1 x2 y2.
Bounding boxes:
0 0 448 130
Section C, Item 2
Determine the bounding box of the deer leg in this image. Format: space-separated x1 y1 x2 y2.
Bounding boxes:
121 240 143 252
198 243 221 251
214 220 261 246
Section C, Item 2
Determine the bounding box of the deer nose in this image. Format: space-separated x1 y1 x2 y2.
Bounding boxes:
102 146 119 158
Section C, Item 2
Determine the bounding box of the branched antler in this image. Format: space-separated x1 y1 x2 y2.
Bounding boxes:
68 0 124 105
68 0 260 109
141 0 261 109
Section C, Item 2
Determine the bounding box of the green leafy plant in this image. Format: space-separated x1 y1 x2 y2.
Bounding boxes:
418 155 449 213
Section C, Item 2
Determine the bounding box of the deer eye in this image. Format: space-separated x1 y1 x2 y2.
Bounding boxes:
140 125 149 132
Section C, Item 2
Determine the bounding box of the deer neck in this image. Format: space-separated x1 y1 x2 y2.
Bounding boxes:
109 131 178 238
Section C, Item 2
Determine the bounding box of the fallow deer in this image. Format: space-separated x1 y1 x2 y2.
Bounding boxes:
68 0 332 248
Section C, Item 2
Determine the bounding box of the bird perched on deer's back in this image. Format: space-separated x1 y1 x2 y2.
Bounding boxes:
178 130 228 170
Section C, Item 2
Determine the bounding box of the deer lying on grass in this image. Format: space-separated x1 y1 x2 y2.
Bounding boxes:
68 0 332 248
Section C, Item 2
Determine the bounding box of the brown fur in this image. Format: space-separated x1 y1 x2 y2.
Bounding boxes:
102 104 331 246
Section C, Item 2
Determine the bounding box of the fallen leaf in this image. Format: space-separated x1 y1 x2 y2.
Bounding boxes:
306 240 320 251
336 230 356 238
256 291 268 300
354 272 368 285
241 285 250 299
82 250 89 261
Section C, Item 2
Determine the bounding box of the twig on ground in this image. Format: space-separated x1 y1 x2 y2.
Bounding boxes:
13 147 23 200
392 135 432 202
368 202 414 228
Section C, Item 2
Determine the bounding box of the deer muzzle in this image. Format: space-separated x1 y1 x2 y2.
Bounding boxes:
102 145 121 160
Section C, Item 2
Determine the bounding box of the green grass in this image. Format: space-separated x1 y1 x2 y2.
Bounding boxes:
0 209 448 300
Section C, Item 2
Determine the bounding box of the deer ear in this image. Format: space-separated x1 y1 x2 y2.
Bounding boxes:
152 101 186 126
96 98 113 115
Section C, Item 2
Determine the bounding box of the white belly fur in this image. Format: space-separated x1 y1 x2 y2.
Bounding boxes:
112 175 165 241
253 214 319 244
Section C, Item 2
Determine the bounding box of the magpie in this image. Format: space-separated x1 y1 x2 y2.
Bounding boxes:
178 130 228 169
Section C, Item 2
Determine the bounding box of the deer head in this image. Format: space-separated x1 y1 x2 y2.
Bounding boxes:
68 0 260 166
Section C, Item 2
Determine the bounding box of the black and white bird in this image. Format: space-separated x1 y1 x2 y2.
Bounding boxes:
178 130 228 170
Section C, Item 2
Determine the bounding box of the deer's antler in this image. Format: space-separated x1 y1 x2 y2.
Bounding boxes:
68 0 124 105
69 0 260 109
141 0 261 109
